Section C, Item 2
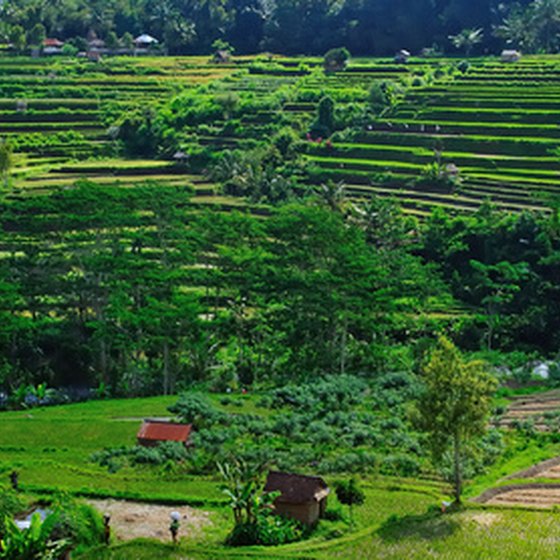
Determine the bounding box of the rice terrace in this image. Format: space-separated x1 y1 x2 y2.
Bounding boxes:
2 1 560 559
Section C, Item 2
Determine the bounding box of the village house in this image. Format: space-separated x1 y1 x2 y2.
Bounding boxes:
394 49 411 64
264 471 330 526
501 49 521 63
213 50 231 64
134 34 159 50
136 419 193 447
43 38 65 55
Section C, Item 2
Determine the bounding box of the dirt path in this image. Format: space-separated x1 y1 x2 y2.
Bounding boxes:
87 499 212 542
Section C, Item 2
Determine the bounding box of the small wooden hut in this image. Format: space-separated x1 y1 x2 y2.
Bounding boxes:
264 471 330 526
501 50 521 63
394 49 411 64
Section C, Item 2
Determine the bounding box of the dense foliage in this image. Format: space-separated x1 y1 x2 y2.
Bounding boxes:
1 0 558 55
0 183 444 397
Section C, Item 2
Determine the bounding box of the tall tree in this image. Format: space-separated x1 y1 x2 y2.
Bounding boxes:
0 140 13 190
413 337 497 503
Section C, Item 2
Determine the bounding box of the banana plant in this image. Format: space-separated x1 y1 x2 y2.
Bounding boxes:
0 513 69 560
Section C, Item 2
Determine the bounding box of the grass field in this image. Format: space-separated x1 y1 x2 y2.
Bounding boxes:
3 393 560 558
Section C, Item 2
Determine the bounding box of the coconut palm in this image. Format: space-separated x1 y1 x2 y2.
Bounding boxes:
449 27 484 56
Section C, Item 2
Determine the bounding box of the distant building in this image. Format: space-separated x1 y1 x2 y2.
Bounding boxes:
43 38 64 55
134 34 159 49
88 38 106 50
394 49 411 64
264 471 330 526
213 50 231 64
173 151 189 165
501 50 521 63
87 50 102 62
137 420 193 447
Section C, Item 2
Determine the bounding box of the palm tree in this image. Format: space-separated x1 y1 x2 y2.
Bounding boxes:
494 8 534 51
449 28 484 56
315 180 347 213
0 139 13 189
531 0 560 52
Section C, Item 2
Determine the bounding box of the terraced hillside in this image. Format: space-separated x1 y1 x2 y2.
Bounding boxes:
495 390 560 431
4 55 560 216
307 56 560 215
2 56 236 201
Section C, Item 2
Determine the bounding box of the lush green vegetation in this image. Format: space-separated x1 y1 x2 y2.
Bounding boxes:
1 35 560 560
2 0 560 57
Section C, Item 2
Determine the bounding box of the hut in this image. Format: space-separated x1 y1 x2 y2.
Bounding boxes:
264 471 330 526
213 50 231 64
137 419 193 447
134 34 159 50
501 50 521 63
394 49 411 64
43 38 64 55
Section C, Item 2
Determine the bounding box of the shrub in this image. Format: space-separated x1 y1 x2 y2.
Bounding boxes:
324 47 350 72
168 392 224 428
45 496 104 552
457 60 470 74
0 490 25 520
380 454 421 477
319 451 377 474
369 80 401 113
226 512 304 546
334 478 365 525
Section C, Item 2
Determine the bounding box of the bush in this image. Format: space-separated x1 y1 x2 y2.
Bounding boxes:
168 392 224 428
45 496 104 552
324 47 350 72
0 490 25 520
380 454 421 477
226 512 304 546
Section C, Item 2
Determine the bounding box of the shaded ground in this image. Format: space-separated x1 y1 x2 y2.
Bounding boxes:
87 499 212 542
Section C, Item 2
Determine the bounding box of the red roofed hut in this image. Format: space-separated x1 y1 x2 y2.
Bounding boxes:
137 420 192 448
264 471 330 526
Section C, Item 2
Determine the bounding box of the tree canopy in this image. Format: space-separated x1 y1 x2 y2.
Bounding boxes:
0 0 554 56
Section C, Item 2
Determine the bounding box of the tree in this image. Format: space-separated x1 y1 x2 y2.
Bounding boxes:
324 47 350 72
469 260 529 350
105 30 119 50
449 27 484 56
217 458 268 526
27 23 46 48
0 140 13 189
413 337 497 503
212 38 235 54
121 32 134 50
312 95 335 137
215 92 239 119
8 25 26 54
334 478 365 525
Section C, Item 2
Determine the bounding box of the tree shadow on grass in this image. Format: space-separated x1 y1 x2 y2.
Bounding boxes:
377 507 461 542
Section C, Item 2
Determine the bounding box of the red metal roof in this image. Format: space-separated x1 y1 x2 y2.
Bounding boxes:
43 38 64 47
137 420 192 443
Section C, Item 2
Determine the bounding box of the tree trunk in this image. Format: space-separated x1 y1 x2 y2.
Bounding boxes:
163 340 170 395
453 432 462 503
100 338 108 384
339 314 348 376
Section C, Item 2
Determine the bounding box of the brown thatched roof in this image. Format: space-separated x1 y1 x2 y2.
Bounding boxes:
264 471 329 504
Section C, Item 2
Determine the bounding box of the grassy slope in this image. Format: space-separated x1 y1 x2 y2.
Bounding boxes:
3 396 560 558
